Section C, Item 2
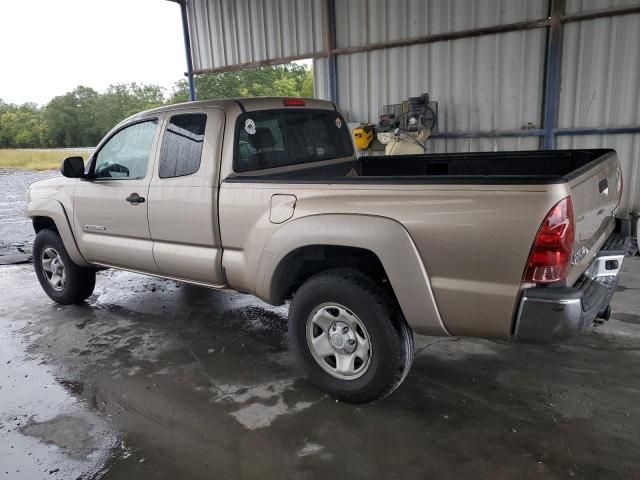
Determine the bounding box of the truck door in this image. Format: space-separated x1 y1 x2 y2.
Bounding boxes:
73 117 162 273
147 108 226 286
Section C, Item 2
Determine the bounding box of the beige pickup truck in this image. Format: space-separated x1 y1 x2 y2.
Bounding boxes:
26 98 631 402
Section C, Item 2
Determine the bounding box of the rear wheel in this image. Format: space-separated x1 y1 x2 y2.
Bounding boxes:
288 268 414 403
33 229 96 305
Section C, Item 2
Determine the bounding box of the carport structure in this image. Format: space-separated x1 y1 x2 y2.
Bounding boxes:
171 0 640 226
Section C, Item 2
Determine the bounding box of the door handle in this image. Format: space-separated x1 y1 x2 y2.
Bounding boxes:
126 193 145 204
599 178 608 194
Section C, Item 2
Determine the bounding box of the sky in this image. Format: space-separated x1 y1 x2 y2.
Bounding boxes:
0 0 187 106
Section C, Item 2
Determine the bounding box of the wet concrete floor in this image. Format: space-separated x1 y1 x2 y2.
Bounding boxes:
1 257 640 479
2 171 640 479
0 170 57 263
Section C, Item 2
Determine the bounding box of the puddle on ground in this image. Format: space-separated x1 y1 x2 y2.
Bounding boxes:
207 379 320 430
0 318 117 479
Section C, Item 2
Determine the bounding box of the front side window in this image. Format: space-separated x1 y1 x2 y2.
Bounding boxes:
94 120 158 179
235 109 354 172
159 113 207 178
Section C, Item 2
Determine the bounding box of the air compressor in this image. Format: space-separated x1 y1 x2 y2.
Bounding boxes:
351 93 438 155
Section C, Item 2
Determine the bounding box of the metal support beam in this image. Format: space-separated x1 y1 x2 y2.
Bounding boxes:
562 5 640 24
430 125 640 140
325 0 338 103
541 0 565 150
430 129 545 140
555 126 640 136
176 0 196 101
193 53 326 75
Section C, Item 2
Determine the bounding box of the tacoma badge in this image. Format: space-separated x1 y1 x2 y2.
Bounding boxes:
571 246 589 266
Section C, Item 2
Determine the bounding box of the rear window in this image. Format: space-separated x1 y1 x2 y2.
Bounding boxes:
234 109 354 173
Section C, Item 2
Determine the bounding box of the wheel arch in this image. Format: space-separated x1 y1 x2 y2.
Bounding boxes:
27 199 89 267
32 216 58 234
256 214 449 336
270 244 391 304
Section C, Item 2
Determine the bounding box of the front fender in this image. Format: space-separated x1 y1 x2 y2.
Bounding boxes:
26 198 89 267
257 214 449 336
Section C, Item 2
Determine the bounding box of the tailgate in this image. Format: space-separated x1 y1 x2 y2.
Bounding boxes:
566 151 622 285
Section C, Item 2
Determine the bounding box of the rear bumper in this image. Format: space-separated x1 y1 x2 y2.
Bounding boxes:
513 232 633 343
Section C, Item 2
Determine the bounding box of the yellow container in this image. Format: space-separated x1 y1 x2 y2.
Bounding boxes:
353 124 374 150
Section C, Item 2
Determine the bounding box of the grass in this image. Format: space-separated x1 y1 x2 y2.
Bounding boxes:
0 148 94 171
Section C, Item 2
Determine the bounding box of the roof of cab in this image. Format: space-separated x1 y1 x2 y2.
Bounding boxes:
110 97 338 137
132 97 336 118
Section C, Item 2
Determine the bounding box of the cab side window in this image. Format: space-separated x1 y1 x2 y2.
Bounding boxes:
94 120 158 179
159 113 207 178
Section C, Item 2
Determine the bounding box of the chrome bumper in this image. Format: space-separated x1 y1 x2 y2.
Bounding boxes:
513 232 632 343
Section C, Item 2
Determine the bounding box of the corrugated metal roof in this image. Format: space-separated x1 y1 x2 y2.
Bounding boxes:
188 0 326 72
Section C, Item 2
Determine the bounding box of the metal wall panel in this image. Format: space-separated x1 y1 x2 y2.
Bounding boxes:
186 0 639 216
558 13 640 214
333 28 547 136
188 0 326 72
559 14 640 128
565 0 640 14
313 58 330 100
334 0 549 48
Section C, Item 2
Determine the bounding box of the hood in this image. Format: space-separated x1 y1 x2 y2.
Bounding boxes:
26 175 75 205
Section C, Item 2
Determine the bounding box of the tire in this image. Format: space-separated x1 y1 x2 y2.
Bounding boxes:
288 268 414 403
33 229 96 305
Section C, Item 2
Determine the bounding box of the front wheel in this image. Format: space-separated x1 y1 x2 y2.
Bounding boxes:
33 229 96 305
288 268 414 403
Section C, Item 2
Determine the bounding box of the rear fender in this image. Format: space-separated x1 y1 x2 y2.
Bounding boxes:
27 198 89 267
257 214 449 336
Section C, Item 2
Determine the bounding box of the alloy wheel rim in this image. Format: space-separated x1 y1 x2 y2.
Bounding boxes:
41 247 66 291
306 303 372 380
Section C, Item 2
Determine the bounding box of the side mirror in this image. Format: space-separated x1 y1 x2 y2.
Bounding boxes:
60 156 85 178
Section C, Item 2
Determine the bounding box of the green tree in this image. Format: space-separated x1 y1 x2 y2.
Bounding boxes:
41 83 165 147
0 101 46 148
42 86 100 147
0 64 314 149
170 63 314 103
93 83 165 136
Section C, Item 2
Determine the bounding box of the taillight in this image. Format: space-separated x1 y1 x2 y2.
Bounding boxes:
283 98 305 107
523 196 575 284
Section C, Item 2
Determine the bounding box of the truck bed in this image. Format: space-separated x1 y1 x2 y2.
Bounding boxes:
227 149 614 185
221 147 621 338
